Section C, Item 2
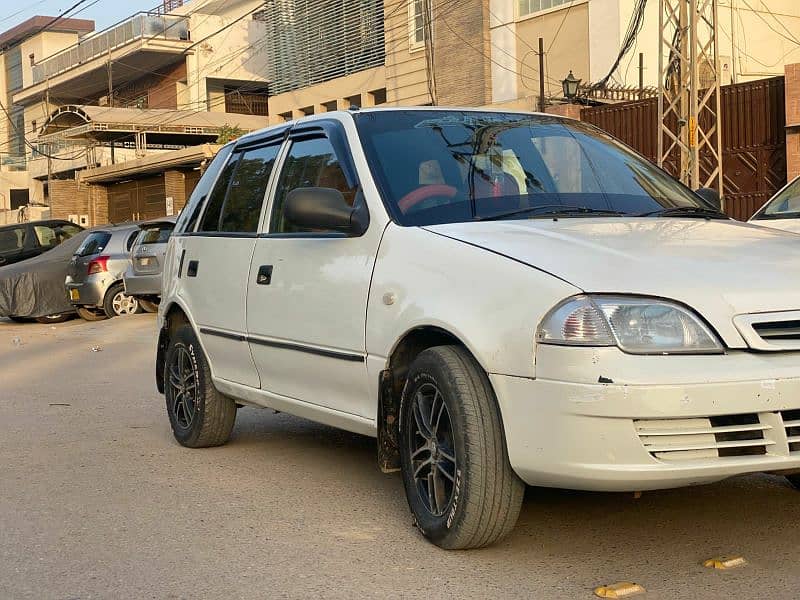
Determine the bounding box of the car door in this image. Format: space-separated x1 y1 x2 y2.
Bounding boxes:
0 225 28 266
246 122 382 418
179 140 281 388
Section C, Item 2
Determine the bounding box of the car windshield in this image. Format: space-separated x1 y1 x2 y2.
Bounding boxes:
138 223 174 245
752 178 800 220
355 111 710 226
75 232 111 257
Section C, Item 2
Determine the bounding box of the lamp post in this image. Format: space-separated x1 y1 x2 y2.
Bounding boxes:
562 70 581 103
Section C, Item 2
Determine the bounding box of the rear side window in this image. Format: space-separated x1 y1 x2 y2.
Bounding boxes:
33 223 81 247
199 153 241 232
218 144 281 233
0 226 25 253
175 144 234 234
75 232 111 257
139 223 174 244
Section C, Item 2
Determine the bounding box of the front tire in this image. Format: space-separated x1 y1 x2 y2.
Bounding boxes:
164 324 236 448
399 345 524 549
104 282 142 318
139 299 159 313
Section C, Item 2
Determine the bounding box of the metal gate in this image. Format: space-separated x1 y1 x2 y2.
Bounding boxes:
108 175 167 223
581 77 786 221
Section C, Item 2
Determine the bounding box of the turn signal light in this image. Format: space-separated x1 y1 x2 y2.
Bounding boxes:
87 256 109 275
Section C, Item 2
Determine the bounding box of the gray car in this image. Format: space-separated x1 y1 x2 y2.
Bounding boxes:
123 216 176 306
65 223 144 320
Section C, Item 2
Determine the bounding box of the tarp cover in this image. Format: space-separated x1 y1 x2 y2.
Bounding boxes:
0 230 90 318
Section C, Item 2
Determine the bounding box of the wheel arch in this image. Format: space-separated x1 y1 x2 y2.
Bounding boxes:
376 325 490 472
155 301 192 394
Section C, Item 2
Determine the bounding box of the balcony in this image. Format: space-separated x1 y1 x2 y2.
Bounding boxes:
14 12 192 107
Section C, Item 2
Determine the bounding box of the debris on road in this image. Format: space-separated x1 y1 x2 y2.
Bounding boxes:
594 581 647 598
90 346 103 352
703 556 747 570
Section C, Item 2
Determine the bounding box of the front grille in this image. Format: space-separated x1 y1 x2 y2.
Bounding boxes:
781 410 800 453
635 414 772 462
752 320 800 341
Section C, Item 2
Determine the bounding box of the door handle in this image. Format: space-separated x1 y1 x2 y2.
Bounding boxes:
187 260 199 277
256 265 273 285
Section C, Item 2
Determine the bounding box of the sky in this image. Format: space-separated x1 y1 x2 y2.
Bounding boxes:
1 0 159 34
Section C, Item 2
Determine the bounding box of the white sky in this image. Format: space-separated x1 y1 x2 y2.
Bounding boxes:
1 0 161 34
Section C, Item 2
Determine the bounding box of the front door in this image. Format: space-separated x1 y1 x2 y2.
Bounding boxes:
179 141 281 388
246 130 382 418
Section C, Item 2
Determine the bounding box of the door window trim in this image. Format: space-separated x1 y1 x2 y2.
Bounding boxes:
260 120 368 239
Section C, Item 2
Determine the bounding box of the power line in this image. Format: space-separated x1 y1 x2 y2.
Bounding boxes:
591 0 648 91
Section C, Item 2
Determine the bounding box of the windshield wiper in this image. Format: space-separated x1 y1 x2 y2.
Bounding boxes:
476 205 626 221
635 206 727 218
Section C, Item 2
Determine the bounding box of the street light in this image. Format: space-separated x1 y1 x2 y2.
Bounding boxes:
562 70 581 102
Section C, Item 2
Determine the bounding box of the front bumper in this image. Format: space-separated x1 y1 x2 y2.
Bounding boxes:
492 346 800 491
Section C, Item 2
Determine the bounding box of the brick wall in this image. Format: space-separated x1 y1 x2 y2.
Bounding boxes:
48 178 90 222
432 0 492 106
785 63 800 180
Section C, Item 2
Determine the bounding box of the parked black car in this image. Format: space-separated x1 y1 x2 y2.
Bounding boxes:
0 219 84 267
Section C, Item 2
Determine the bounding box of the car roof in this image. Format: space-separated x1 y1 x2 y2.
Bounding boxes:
233 106 561 145
0 219 81 231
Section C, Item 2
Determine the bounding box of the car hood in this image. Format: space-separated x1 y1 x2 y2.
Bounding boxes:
425 218 800 348
748 218 800 234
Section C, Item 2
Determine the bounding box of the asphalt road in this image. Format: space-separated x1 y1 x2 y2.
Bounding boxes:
2 315 800 599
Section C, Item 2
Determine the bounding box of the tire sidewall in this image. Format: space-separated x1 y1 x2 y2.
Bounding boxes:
399 354 470 547
164 326 209 447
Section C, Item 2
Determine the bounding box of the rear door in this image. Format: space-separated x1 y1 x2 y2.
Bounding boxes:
179 139 282 388
245 122 381 418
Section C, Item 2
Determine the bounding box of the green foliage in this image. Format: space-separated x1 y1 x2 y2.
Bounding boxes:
216 124 245 144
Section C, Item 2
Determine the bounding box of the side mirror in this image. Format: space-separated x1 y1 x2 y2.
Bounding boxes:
695 187 722 211
284 187 369 235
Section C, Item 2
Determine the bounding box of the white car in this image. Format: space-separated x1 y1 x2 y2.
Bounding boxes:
749 176 800 233
156 108 800 549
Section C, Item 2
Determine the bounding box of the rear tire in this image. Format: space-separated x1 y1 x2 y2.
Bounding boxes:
399 345 524 550
103 282 142 318
139 299 159 313
77 307 108 322
164 324 236 448
35 313 74 324
786 474 800 490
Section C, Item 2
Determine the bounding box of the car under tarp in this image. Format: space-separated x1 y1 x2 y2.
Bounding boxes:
0 229 90 318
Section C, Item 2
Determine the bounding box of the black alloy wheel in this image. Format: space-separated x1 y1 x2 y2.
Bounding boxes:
167 345 198 431
407 382 458 517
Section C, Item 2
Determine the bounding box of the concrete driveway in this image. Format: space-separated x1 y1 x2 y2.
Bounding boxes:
1 315 799 599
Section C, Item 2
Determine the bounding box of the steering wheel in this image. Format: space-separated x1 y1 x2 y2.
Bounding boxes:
398 184 458 213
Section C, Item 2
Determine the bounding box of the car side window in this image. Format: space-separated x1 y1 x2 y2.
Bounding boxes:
218 144 281 233
199 152 241 232
269 137 356 234
176 144 234 234
0 226 25 253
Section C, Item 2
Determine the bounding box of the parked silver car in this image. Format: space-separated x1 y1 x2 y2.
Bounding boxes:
123 216 177 307
65 223 144 320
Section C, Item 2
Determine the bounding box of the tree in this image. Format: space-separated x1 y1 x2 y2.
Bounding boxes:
216 124 244 144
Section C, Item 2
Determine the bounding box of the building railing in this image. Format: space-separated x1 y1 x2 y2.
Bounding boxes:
32 12 191 84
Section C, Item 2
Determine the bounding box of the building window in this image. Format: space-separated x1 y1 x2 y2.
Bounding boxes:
224 86 269 116
518 0 573 17
409 0 427 50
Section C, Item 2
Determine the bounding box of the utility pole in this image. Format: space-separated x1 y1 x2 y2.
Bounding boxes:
538 37 546 113
658 0 724 206
638 52 644 99
107 48 114 107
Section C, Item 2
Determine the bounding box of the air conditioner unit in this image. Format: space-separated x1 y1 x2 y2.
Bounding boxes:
68 214 79 224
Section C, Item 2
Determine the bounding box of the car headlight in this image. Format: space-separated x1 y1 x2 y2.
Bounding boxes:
537 295 724 354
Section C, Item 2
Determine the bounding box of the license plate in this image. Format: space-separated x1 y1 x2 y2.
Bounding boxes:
69 289 80 301
139 257 151 266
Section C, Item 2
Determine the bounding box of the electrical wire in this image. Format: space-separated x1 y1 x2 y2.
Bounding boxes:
591 0 648 91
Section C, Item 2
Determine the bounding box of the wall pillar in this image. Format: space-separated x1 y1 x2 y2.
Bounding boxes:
785 63 800 180
545 103 583 120
164 170 188 214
